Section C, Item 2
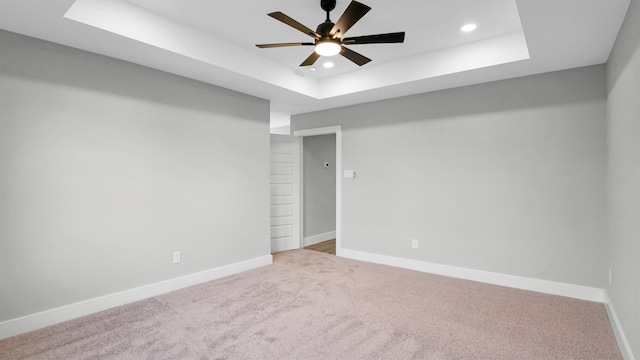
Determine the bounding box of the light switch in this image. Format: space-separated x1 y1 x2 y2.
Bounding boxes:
343 170 356 179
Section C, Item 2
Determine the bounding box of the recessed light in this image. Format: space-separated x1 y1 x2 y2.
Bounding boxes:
461 23 477 32
309 67 317 72
323 62 335 69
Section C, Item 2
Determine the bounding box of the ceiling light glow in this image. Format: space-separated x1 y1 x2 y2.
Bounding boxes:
461 23 477 32
323 62 335 69
315 40 341 56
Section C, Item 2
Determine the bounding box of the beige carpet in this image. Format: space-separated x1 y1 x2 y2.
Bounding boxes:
0 249 621 359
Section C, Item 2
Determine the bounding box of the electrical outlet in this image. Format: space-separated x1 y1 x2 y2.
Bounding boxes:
411 239 419 249
173 251 181 264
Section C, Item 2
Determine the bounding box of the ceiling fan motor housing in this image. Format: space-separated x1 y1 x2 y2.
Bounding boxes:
316 20 335 37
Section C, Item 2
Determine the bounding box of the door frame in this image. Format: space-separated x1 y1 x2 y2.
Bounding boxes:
293 126 342 255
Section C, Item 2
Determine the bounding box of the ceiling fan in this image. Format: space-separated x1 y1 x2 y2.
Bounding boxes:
256 0 405 67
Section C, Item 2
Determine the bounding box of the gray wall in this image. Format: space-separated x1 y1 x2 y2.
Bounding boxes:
0 30 270 322
292 65 607 288
303 134 336 239
607 0 640 356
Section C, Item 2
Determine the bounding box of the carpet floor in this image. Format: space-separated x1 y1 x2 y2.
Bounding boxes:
0 249 621 359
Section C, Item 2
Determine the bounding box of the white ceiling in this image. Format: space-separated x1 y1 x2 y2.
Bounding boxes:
0 0 631 125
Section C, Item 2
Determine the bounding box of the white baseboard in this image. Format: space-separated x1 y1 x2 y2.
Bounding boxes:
303 231 336 247
603 291 636 360
339 248 604 302
0 254 273 341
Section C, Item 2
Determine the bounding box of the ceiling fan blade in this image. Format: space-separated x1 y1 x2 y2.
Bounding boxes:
268 12 320 39
340 46 371 66
330 1 371 38
343 32 405 45
256 42 314 48
300 52 321 66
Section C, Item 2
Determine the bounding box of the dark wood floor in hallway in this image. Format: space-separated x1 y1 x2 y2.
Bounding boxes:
303 239 336 255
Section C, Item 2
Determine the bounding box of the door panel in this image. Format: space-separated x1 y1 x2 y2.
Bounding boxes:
269 134 300 252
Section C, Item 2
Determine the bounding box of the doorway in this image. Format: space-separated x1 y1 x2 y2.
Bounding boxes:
294 126 342 255
301 134 336 254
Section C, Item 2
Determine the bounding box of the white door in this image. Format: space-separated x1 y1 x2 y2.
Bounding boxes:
270 134 300 252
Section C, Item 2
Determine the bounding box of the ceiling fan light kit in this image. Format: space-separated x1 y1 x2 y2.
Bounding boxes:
315 40 341 56
256 0 405 67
